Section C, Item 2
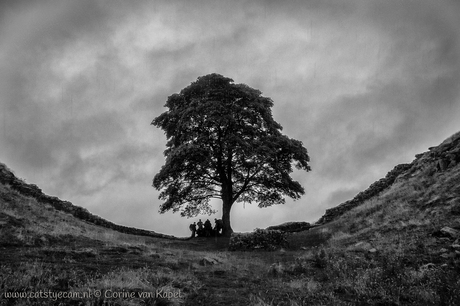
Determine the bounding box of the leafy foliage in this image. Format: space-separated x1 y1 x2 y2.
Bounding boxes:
152 74 311 232
228 229 288 251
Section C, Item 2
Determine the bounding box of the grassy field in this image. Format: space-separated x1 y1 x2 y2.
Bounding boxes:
1 226 459 305
1 147 460 305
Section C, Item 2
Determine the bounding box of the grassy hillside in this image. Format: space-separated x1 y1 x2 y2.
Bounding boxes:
0 162 174 240
0 180 150 247
315 130 460 253
284 131 460 304
1 132 460 305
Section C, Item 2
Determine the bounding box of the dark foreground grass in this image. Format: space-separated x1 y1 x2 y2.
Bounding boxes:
2 233 459 306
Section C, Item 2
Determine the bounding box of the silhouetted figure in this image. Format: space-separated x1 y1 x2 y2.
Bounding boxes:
189 222 197 238
214 218 223 236
197 219 204 237
204 219 212 237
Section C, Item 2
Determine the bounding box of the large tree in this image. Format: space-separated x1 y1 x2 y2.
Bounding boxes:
152 74 311 236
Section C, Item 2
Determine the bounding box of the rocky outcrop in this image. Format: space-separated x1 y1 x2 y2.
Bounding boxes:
318 131 460 224
0 162 175 239
400 131 460 179
432 226 460 261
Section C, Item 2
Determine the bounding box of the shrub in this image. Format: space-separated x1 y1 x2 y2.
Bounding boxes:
229 229 288 251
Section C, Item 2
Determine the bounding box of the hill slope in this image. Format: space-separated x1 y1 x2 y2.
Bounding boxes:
0 162 174 241
303 131 460 266
318 131 460 225
275 132 460 305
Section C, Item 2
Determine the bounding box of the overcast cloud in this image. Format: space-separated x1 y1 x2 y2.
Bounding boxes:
1 0 460 236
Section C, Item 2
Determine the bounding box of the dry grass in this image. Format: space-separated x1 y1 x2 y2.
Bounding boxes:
2 161 460 305
0 185 158 248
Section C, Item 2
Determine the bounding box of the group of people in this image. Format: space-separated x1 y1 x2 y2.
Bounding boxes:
189 218 223 238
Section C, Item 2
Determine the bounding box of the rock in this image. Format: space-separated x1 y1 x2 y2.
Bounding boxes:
451 244 460 250
268 262 285 276
424 196 444 207
199 256 221 266
436 159 448 172
352 241 373 252
300 246 308 250
440 248 449 253
440 253 455 259
368 248 378 254
420 263 436 272
440 227 460 239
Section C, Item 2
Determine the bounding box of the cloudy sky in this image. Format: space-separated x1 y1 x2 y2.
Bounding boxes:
1 0 460 237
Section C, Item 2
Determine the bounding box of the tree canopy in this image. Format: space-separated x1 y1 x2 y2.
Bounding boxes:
152 73 311 236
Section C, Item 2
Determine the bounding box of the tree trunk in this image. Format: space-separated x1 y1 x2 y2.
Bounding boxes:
221 181 234 236
222 197 233 236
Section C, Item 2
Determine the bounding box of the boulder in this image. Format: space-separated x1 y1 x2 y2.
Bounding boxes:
351 241 373 252
440 227 460 239
199 256 221 266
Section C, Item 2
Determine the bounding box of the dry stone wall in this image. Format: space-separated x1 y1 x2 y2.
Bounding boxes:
266 221 311 232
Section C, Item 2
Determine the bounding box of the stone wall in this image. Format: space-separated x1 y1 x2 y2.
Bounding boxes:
266 221 311 232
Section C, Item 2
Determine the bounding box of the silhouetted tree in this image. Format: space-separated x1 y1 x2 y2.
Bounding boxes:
152 74 311 236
